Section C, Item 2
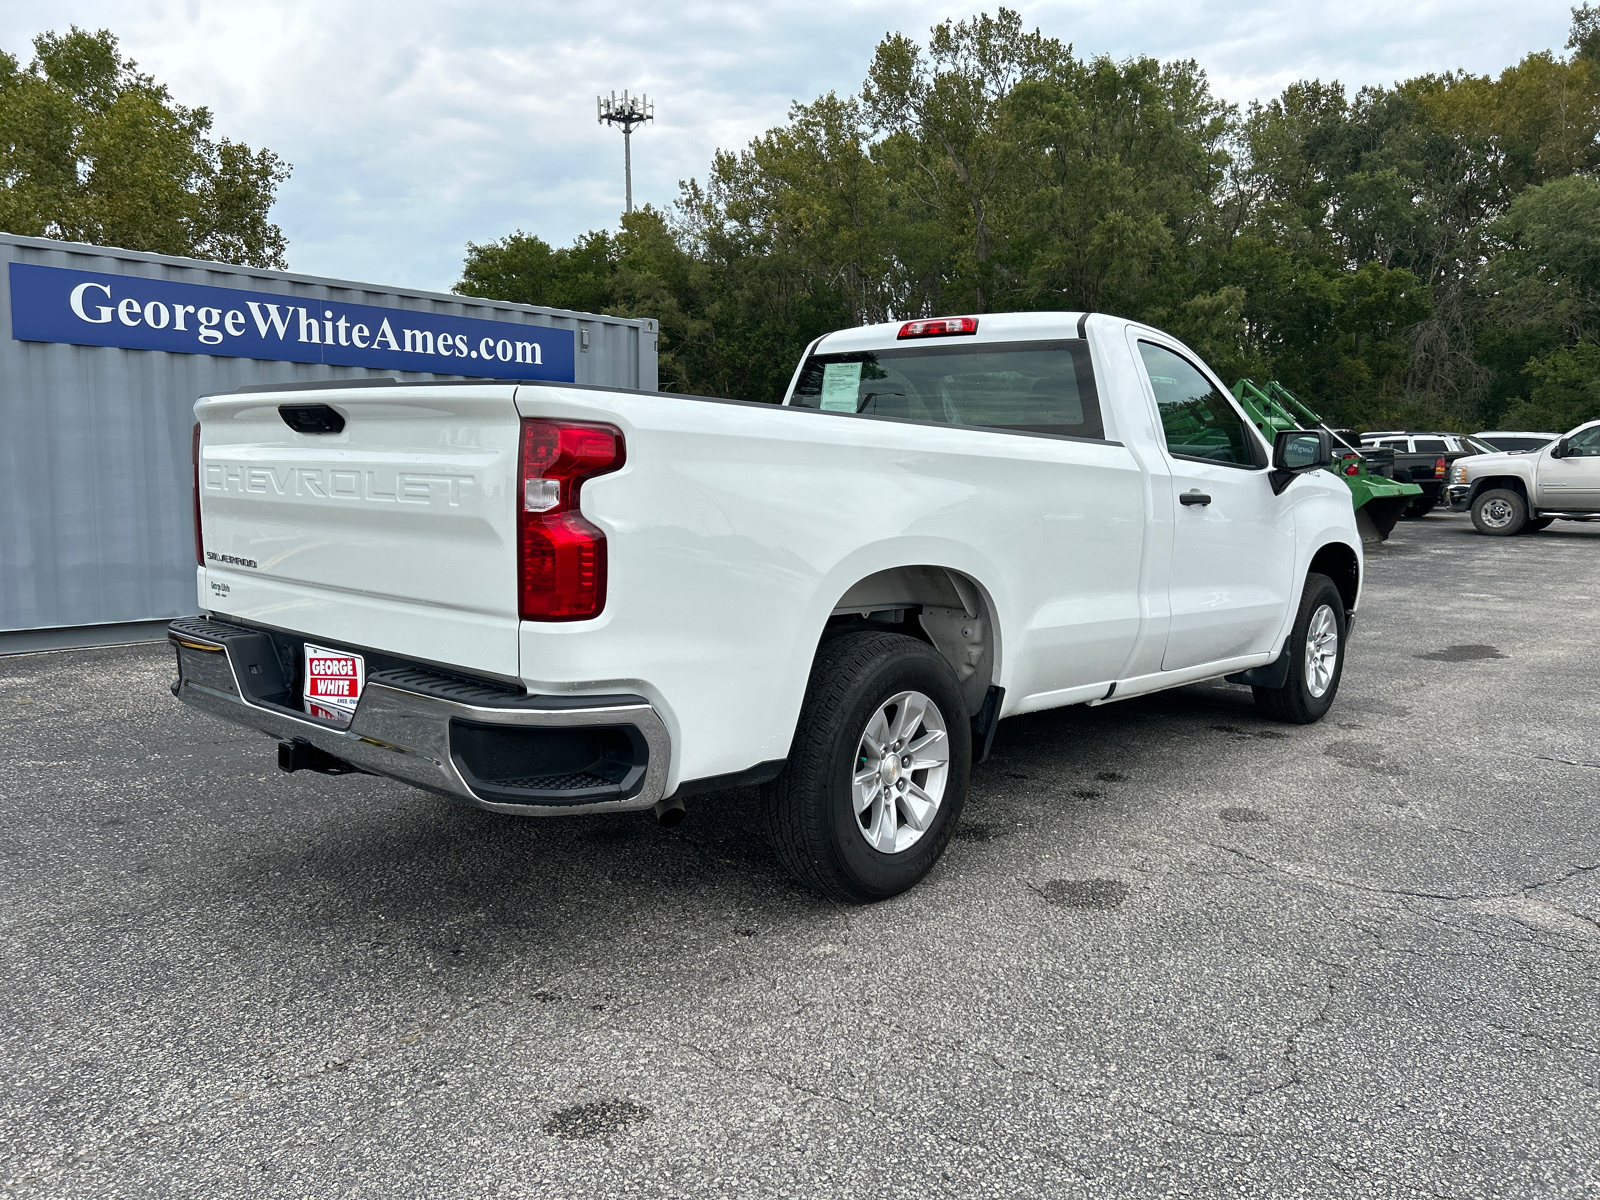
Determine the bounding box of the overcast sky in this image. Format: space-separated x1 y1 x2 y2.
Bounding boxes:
2 1 1578 293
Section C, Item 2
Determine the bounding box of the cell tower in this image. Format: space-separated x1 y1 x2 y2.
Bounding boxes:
596 91 654 215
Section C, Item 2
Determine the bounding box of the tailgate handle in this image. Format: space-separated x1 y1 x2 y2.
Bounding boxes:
279 404 346 434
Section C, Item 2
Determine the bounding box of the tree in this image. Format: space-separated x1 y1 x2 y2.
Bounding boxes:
1503 342 1600 430
862 9 1063 310
1485 173 1600 342
0 27 289 267
456 229 616 315
1481 175 1600 429
455 6 1600 424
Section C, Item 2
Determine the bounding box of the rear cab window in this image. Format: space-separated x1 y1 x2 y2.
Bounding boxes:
789 339 1104 441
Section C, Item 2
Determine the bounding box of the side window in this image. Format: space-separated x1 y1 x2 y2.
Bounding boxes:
1136 341 1263 468
1567 426 1600 456
1413 438 1448 453
1380 439 1407 449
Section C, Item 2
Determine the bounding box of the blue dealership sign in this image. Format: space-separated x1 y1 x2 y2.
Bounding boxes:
7 261 575 381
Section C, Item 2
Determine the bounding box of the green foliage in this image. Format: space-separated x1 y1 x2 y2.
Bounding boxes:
1504 342 1600 430
456 229 616 314
0 27 289 267
1486 174 1600 340
458 7 1600 427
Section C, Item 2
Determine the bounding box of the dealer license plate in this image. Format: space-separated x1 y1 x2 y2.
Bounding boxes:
303 643 364 724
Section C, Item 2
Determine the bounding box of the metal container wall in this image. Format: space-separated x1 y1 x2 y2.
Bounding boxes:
0 233 658 633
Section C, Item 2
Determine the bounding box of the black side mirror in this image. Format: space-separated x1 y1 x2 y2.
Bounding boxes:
1551 437 1570 458
1269 428 1331 495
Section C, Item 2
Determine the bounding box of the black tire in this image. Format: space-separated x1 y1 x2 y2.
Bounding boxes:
1401 496 1434 519
762 631 971 902
1523 517 1555 532
1252 573 1346 725
1471 487 1527 536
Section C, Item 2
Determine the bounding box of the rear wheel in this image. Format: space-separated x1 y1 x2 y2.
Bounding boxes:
1402 494 1437 518
1252 573 1345 725
762 631 970 902
1471 487 1527 536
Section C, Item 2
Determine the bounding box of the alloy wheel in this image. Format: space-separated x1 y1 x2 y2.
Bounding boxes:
1304 604 1339 698
851 690 950 854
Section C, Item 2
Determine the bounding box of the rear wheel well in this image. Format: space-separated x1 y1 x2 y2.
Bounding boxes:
825 566 995 716
1308 542 1359 617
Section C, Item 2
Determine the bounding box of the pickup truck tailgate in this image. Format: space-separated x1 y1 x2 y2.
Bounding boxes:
195 384 521 679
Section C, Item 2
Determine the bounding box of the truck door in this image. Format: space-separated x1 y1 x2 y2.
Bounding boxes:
1535 425 1600 509
1132 339 1298 672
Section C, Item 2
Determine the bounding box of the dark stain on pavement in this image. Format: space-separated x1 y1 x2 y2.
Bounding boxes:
1036 878 1129 909
1414 644 1507 662
1218 807 1269 824
1096 771 1127 783
541 1099 653 1140
955 822 1007 843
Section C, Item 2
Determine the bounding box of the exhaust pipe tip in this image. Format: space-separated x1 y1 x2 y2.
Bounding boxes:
653 796 686 828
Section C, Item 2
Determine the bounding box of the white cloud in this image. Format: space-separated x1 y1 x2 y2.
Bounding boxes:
2 0 1575 291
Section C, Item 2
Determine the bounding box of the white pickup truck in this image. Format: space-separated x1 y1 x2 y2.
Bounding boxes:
170 312 1362 900
1448 419 1600 534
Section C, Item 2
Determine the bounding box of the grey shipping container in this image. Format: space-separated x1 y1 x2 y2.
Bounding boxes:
0 233 658 650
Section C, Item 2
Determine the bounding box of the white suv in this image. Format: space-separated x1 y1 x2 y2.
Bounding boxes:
1474 430 1558 453
1359 432 1496 455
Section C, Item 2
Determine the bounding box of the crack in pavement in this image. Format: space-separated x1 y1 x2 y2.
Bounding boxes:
1208 844 1600 920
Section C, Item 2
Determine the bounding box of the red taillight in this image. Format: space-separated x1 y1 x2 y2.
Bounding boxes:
1434 457 1447 478
897 316 978 339
518 419 624 620
192 423 203 566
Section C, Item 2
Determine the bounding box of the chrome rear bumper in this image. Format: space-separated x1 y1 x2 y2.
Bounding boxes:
167 617 671 815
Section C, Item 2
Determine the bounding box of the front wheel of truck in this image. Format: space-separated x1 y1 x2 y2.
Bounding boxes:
1471 488 1527 535
763 631 971 902
1252 573 1346 725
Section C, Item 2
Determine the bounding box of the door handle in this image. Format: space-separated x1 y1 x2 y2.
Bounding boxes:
1180 490 1212 506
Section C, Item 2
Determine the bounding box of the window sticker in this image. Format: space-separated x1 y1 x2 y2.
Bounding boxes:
820 361 864 412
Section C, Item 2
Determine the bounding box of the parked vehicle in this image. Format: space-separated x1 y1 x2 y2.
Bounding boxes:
1449 420 1600 534
1473 430 1558 453
169 312 1363 900
1232 380 1421 543
1358 432 1497 517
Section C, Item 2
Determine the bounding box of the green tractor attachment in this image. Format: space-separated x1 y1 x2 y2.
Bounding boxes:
1231 379 1422 544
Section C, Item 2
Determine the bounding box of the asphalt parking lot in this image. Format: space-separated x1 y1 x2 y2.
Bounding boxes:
3 510 1598 1198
